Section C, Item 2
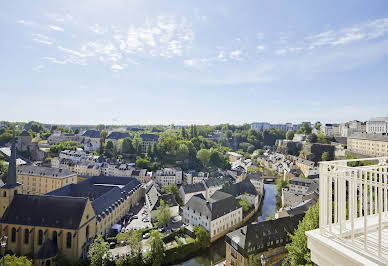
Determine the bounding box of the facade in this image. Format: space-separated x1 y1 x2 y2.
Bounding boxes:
16 165 77 195
184 171 208 184
16 130 47 161
80 130 100 152
250 122 309 132
145 184 179 221
203 176 232 199
288 156 316 176
47 132 78 145
339 120 366 137
246 173 264 197
155 168 183 187
281 177 318 208
140 133 158 152
183 191 242 242
220 178 260 210
59 149 86 163
320 123 340 137
347 132 388 156
366 117 388 133
225 214 304 266
179 183 206 204
306 157 388 265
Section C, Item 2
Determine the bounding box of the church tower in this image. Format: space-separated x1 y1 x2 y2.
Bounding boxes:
0 130 22 217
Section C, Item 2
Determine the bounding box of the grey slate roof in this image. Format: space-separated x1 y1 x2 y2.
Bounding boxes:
181 183 206 194
82 130 100 138
349 132 388 142
151 194 178 211
220 178 257 197
17 165 76 178
19 130 31 137
1 194 87 229
140 133 159 142
204 176 232 188
185 191 241 220
107 132 131 140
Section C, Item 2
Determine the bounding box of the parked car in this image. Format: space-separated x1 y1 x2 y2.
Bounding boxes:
158 227 165 233
132 215 138 219
110 242 116 249
142 233 149 239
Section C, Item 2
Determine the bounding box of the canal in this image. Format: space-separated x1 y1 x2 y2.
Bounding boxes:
175 183 277 266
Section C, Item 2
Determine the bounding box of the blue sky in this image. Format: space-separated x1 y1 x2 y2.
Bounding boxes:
1 0 388 125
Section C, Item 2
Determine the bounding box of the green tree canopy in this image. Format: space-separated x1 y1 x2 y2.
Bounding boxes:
147 231 165 266
156 199 171 226
321 151 330 161
285 202 319 265
121 137 135 154
238 193 251 213
176 143 189 161
193 225 210 248
307 133 318 143
298 122 312 135
196 149 211 168
166 184 182 205
286 130 295 140
117 230 142 258
136 157 150 168
88 235 110 266
0 254 32 266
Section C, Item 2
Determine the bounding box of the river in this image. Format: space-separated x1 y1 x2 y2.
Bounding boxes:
175 183 277 266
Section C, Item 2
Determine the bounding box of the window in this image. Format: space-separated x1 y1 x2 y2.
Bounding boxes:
3 191 6 197
86 225 89 240
66 232 72 248
52 231 58 245
24 229 29 244
11 227 16 242
38 230 43 245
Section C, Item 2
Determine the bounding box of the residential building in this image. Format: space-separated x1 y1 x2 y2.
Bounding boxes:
225 214 304 266
227 152 243 163
276 198 317 219
321 123 340 137
366 117 388 133
250 122 309 132
140 133 158 152
80 130 100 152
145 184 179 221
348 132 388 156
288 156 316 176
281 177 319 208
47 131 78 145
339 120 366 137
155 168 183 187
183 191 242 242
59 149 86 163
16 165 77 195
179 183 206 204
106 132 132 148
246 172 264 197
220 178 260 210
203 176 232 199
130 169 149 183
184 171 209 184
306 157 388 265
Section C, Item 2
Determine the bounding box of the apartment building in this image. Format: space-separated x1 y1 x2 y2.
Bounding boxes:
155 168 183 187
348 132 388 156
366 117 388 133
225 214 304 266
140 133 159 152
183 171 209 184
179 183 207 204
339 120 366 137
59 149 86 163
320 123 340 137
145 185 179 221
183 191 242 242
281 177 318 208
16 165 77 195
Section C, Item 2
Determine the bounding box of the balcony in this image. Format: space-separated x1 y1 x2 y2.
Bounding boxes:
306 157 388 265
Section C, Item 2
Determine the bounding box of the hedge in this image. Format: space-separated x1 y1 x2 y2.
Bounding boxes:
164 242 202 264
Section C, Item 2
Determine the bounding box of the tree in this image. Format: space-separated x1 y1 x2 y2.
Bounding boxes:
298 122 312 135
176 143 189 161
286 130 295 140
121 137 135 154
88 235 110 266
0 161 8 183
105 140 114 151
238 193 251 213
158 130 177 156
317 132 327 144
321 151 330 161
181 127 187 139
193 225 210 248
0 254 32 266
166 184 182 205
307 133 317 144
136 157 150 168
209 149 225 169
133 137 143 154
99 130 108 154
117 230 142 258
156 199 171 226
196 149 211 168
147 231 165 266
285 203 319 265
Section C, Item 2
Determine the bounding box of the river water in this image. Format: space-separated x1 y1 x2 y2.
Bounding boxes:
175 183 277 266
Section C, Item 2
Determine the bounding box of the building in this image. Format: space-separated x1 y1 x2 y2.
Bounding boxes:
183 191 242 242
227 152 243 163
80 130 100 152
145 184 179 221
106 132 132 148
47 131 78 145
225 214 304 266
339 120 366 137
155 168 183 187
250 122 309 132
281 177 318 208
140 133 159 152
320 123 340 137
220 178 260 210
16 165 77 195
347 132 388 157
288 156 316 177
366 117 388 133
183 171 209 184
203 176 232 199
246 172 264 197
179 183 206 204
16 130 47 161
306 157 388 265
59 149 86 163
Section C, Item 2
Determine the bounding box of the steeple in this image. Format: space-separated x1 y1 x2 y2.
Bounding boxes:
6 129 17 186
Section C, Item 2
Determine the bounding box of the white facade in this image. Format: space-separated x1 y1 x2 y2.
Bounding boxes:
155 168 183 187
366 117 388 133
321 124 340 137
339 120 366 137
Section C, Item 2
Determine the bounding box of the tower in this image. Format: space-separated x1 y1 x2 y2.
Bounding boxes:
0 130 22 217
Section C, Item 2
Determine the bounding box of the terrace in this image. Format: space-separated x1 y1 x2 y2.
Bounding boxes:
306 157 388 265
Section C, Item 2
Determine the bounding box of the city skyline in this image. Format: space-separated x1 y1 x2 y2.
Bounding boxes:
1 0 388 125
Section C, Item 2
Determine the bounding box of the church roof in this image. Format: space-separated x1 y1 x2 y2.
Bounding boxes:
19 130 30 137
1 194 88 229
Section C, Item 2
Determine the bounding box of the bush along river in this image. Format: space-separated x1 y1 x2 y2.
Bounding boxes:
175 183 277 266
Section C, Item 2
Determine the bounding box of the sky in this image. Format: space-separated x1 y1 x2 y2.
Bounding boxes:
1 0 388 125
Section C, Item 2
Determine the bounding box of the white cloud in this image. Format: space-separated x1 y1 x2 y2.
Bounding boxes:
89 24 107 34
256 45 265 51
17 20 35 26
33 65 44 72
32 34 54 45
230 50 242 60
275 49 287 55
49 25 64 32
58 46 93 57
111 64 124 70
45 13 74 24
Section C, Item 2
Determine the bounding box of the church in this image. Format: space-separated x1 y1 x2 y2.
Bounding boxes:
0 132 143 265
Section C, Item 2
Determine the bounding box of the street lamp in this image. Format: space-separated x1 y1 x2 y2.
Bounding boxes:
0 236 7 266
